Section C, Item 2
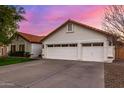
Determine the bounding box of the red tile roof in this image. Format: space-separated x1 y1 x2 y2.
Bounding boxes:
18 32 45 43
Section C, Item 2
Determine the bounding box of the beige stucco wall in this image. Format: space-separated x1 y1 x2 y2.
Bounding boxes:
9 36 31 53
43 23 107 44
30 43 42 58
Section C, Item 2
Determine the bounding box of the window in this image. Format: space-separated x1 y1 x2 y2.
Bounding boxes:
11 45 16 53
47 44 53 47
1 48 4 55
82 43 91 47
69 44 77 47
47 44 77 47
67 23 73 32
93 43 103 46
19 44 25 51
54 44 61 47
62 44 68 47
82 42 103 47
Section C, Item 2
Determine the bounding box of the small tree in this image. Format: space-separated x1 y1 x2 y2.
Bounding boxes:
102 5 124 59
0 5 25 45
103 5 124 41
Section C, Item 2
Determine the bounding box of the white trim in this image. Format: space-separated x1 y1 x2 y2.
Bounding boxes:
77 43 82 60
44 39 106 45
103 42 107 62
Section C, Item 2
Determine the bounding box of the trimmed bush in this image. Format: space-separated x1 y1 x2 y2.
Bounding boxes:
25 52 31 57
9 51 31 57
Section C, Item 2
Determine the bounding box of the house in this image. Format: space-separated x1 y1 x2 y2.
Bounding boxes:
9 32 45 58
0 44 7 57
41 19 116 63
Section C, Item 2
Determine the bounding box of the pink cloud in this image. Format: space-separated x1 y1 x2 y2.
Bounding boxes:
19 5 107 36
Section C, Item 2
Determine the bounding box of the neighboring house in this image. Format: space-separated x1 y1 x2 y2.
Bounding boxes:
0 44 7 57
9 32 45 58
41 19 117 63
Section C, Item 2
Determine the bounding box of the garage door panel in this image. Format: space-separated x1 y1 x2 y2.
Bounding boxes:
82 46 104 62
47 47 78 60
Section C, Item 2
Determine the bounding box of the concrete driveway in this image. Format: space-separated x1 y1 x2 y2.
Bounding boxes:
0 59 104 88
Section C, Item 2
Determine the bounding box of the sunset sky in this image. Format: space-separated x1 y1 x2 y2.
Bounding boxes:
19 5 107 36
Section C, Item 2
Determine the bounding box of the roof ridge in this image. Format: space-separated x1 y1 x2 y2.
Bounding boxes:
18 32 44 37
68 19 103 31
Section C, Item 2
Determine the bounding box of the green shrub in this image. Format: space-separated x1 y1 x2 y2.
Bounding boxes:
9 51 31 57
25 52 31 57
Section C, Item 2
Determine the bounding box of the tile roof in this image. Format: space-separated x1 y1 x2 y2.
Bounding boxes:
18 32 45 43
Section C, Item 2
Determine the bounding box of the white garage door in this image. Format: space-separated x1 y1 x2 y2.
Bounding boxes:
46 44 78 60
81 42 104 62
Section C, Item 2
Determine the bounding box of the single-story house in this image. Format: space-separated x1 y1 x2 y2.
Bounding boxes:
41 19 122 63
0 44 7 57
9 32 45 58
